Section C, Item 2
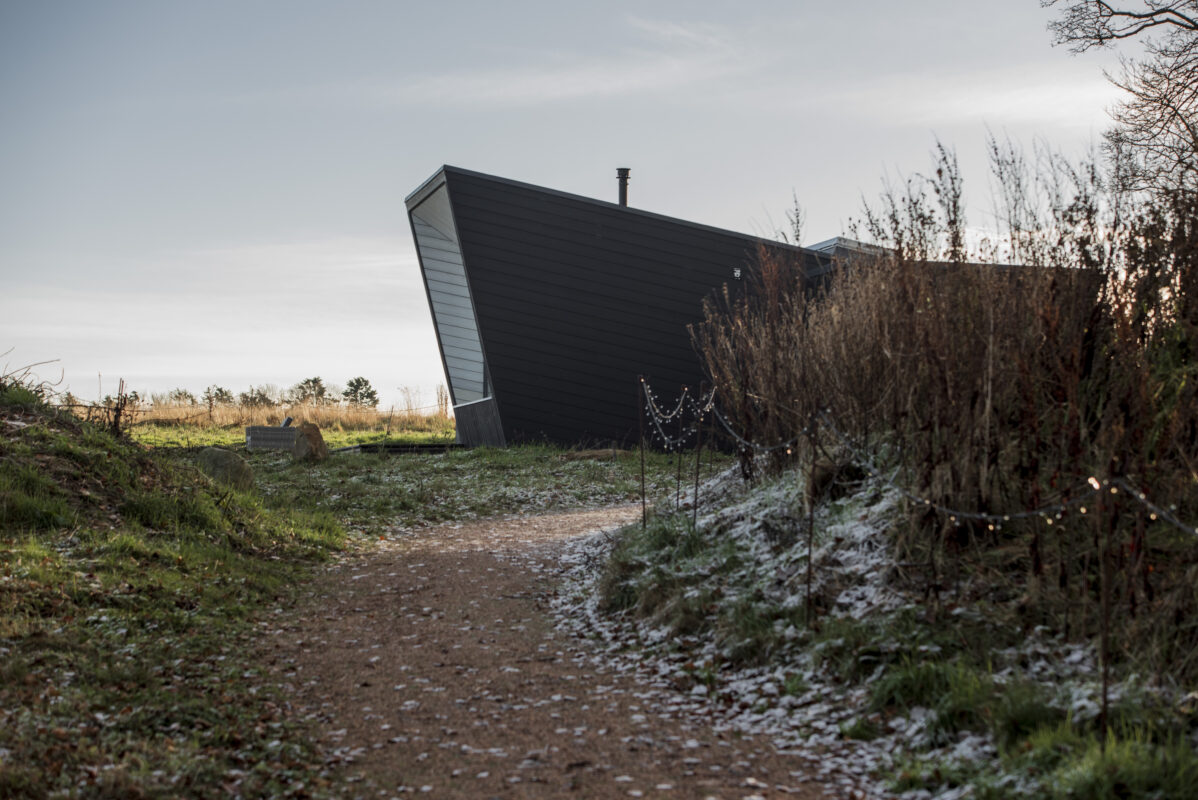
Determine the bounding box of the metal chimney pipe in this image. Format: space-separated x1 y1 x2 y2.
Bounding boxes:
617 167 630 206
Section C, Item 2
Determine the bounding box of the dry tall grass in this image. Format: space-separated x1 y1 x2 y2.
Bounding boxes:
135 400 452 435
693 140 1198 681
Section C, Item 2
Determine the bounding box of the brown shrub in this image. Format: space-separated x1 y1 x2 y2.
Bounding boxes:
693 140 1198 678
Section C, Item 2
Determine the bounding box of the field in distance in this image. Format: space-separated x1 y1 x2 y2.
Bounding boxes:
128 401 454 449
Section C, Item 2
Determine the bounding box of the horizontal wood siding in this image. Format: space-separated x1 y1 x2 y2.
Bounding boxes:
441 167 826 446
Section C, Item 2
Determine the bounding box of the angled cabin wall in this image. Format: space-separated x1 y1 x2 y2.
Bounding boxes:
407 175 504 446
407 166 828 448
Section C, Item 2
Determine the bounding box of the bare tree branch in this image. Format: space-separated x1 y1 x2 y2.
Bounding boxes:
1045 2 1198 193
1044 1 1198 51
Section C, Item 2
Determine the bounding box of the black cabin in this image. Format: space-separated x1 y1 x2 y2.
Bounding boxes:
405 166 830 447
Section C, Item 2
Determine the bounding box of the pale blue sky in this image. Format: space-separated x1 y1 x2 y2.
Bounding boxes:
0 1 1123 407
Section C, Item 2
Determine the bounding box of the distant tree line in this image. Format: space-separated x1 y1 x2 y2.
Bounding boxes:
150 376 382 409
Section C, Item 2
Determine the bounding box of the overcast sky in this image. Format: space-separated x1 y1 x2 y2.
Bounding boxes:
0 1 1125 408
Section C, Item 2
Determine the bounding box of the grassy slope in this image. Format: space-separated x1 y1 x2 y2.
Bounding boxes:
598 469 1198 799
1 388 347 798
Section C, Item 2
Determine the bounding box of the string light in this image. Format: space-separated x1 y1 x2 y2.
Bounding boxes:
643 380 800 453
638 378 1197 539
641 382 713 449
643 383 690 422
811 408 1105 526
1111 478 1197 538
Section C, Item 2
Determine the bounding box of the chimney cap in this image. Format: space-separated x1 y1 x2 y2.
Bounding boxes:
616 167 630 206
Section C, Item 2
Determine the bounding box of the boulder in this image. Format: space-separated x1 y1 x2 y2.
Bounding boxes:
196 447 254 491
292 422 329 462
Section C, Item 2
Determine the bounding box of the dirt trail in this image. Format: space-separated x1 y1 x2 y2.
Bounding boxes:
266 507 835 799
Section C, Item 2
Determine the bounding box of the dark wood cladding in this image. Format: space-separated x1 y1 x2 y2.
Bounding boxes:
453 398 506 448
414 166 829 447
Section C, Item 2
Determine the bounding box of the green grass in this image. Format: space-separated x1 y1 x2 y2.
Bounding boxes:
890 723 1198 800
598 510 804 666
868 658 961 711
805 605 1013 685
1045 729 1198 799
1 397 344 798
888 753 995 796
244 444 693 532
840 715 883 741
991 680 1066 752
868 649 1196 798
864 632 1197 796
0 463 75 529
0 382 42 410
810 615 903 684
868 658 995 744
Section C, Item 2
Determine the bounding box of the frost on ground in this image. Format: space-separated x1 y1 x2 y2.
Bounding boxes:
549 466 1172 799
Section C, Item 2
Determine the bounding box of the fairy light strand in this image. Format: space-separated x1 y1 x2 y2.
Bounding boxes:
639 378 1196 536
641 380 690 422
815 408 1101 526
815 409 1196 536
641 380 716 450
1112 478 1198 538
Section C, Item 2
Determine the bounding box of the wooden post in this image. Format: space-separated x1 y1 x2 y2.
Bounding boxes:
638 376 646 530
1098 489 1114 751
675 387 685 511
692 384 705 531
806 419 816 626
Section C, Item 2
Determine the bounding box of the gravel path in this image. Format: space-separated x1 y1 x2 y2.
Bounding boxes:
267 507 834 799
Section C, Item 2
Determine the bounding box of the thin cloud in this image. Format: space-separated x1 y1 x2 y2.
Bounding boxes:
331 17 751 108
624 16 733 50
